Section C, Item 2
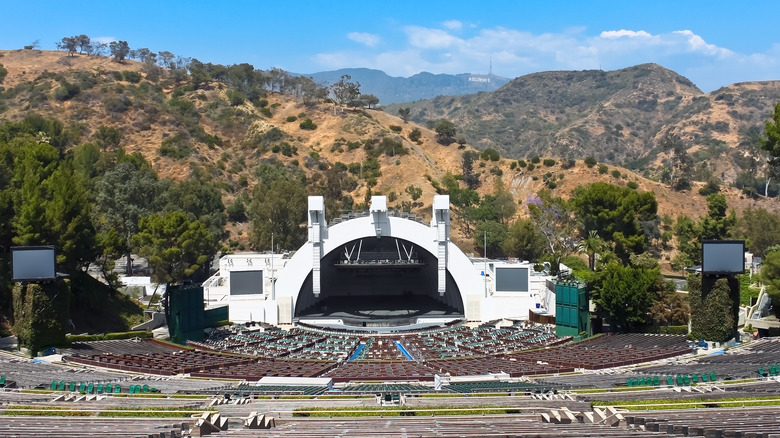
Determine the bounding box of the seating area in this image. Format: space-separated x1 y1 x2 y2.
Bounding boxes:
233 384 328 396
323 361 437 382
513 333 692 370
624 406 780 436
341 383 431 393
446 380 557 394
428 356 575 377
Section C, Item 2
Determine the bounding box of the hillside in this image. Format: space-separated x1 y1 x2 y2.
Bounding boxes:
385 64 780 187
1 49 779 261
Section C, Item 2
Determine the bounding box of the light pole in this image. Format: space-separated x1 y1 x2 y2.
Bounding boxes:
270 232 275 300
484 231 488 298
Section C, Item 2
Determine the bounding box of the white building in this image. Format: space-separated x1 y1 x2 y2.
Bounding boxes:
202 195 556 328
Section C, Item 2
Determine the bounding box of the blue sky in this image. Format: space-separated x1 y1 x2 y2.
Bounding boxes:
1 1 778 92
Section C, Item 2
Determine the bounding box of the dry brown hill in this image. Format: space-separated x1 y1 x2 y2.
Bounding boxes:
1 49 778 267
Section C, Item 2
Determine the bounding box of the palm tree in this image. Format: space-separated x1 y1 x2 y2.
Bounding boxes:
578 230 605 271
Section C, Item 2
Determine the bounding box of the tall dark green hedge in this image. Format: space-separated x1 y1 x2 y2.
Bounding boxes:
688 274 738 342
12 280 71 356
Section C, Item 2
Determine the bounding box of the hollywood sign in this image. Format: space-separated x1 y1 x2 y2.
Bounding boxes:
469 76 491 83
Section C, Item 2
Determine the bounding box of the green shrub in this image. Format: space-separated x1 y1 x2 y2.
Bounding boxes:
543 158 556 167
286 115 298 122
54 81 81 101
121 71 142 83
389 125 402 133
530 156 540 164
299 118 317 130
627 181 639 190
517 160 527 168
408 128 422 142
598 164 609 174
527 163 535 171
259 107 272 117
490 166 503 176
480 148 500 161
226 90 245 106
105 96 131 113
561 158 576 169
584 156 597 168
611 169 621 178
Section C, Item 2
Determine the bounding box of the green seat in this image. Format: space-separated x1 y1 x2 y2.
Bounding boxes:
142 384 149 393
771 365 778 376
105 384 113 393
114 384 121 394
51 380 58 390
683 375 691 386
79 382 87 392
87 383 94 394
676 375 683 386
759 367 766 377
58 381 66 391
128 385 136 394
666 376 673 385
710 372 717 381
96 383 104 394
626 378 633 387
0 375 5 386
691 374 698 383
68 382 76 392
701 373 709 382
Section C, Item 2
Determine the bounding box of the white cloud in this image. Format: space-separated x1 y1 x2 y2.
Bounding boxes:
405 26 462 49
600 29 652 39
347 32 380 48
442 20 463 31
672 30 733 57
93 36 115 44
312 24 779 92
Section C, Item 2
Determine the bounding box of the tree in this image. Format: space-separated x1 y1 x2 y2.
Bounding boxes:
398 107 411 123
699 193 736 241
109 41 130 62
474 220 508 258
133 212 216 284
590 262 659 332
93 125 121 150
434 119 456 145
405 184 422 202
660 131 693 190
95 161 167 274
75 34 92 54
649 281 690 327
330 75 361 110
757 103 780 197
760 250 780 318
461 150 480 190
57 36 78 57
571 182 658 262
360 94 379 109
249 164 307 251
578 230 606 271
526 191 579 274
734 207 780 257
502 219 547 262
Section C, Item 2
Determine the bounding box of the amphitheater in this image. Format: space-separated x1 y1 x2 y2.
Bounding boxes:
3 324 780 437
3 196 780 436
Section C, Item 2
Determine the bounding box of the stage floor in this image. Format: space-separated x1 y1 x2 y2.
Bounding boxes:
295 295 463 321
